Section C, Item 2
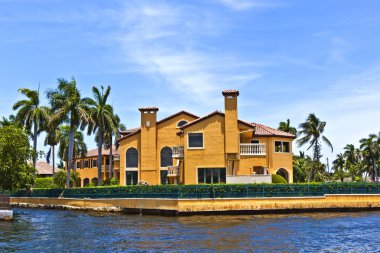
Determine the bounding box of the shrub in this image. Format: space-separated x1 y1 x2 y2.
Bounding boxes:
101 177 119 186
272 174 287 184
34 177 55 188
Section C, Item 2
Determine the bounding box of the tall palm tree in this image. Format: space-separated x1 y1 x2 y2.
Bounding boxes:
87 85 117 186
360 134 379 182
297 113 333 182
57 125 87 163
13 88 48 168
0 115 20 127
47 78 92 188
44 110 61 175
333 153 346 182
278 119 297 136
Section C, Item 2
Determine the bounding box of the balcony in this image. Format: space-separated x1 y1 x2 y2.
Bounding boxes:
240 143 266 156
226 174 272 184
172 146 184 158
168 166 180 177
113 155 120 161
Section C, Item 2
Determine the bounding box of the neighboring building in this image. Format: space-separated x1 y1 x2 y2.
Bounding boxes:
35 161 54 177
116 90 295 186
71 146 120 187
71 90 295 187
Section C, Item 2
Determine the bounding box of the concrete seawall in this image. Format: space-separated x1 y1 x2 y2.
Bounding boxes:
0 210 13 220
10 194 380 215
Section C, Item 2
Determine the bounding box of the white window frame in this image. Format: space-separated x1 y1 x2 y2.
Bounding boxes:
187 132 204 149
274 140 291 153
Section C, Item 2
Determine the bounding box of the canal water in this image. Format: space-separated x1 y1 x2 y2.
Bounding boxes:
1 208 379 252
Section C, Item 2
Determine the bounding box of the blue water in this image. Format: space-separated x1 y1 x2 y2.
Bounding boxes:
1 208 380 252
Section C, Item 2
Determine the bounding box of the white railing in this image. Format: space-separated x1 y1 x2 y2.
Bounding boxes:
240 143 266 156
172 146 184 158
226 174 272 184
113 155 120 161
102 165 110 172
168 166 180 177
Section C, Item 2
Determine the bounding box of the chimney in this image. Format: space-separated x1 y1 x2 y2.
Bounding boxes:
222 90 239 154
139 107 158 183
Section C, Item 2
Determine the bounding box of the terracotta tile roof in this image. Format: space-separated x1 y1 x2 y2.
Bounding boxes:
35 160 54 175
120 127 140 135
84 145 120 158
251 122 295 138
138 107 159 111
222 90 239 96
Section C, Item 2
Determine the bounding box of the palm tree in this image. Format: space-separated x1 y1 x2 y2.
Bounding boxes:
47 78 92 188
87 85 117 186
0 115 20 127
57 125 87 164
13 88 49 168
44 110 61 175
333 153 346 182
360 134 379 182
297 113 333 182
278 119 297 136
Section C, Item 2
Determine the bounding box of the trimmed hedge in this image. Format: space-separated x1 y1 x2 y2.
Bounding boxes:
272 174 287 184
34 177 55 189
10 182 380 199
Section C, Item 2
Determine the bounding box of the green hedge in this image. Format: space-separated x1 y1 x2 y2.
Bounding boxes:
34 177 55 189
272 174 287 184
10 182 380 199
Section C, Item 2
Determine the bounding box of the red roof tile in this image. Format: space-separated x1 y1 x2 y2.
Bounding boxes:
222 90 239 96
35 160 54 175
84 145 120 157
251 122 295 138
138 107 159 111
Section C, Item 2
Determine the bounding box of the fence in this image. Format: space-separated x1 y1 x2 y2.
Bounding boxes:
0 194 10 210
10 183 380 199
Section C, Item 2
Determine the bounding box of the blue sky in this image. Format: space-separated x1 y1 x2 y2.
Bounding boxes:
1 0 380 164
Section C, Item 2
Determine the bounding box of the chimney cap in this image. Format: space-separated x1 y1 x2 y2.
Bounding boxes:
138 107 159 112
222 90 239 96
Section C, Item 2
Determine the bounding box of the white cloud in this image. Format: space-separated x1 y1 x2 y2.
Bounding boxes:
216 0 272 10
117 1 262 105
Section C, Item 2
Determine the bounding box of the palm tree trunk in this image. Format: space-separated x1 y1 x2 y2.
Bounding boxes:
97 129 103 186
33 123 38 168
109 135 113 179
52 145 55 175
373 157 378 182
67 124 75 188
308 143 318 183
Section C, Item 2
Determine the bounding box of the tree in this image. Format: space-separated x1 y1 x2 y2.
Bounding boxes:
87 85 117 186
44 109 61 175
13 88 48 168
360 134 379 182
57 125 87 163
0 125 35 190
333 153 347 182
278 119 297 137
0 115 20 127
297 113 333 182
47 78 92 188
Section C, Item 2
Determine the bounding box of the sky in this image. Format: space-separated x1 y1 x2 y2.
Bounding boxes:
1 0 380 165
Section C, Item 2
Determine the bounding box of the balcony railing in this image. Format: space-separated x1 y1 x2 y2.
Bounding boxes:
113 155 120 161
172 146 184 158
168 166 180 177
240 143 266 156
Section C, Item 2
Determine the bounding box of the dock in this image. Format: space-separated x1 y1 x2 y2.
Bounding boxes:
0 195 13 220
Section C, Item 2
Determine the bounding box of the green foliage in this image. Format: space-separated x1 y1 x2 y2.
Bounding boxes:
272 174 287 184
101 177 119 186
34 177 55 188
53 170 81 188
0 125 35 190
12 182 380 199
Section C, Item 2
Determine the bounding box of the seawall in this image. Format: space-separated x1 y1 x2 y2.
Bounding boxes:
11 194 380 215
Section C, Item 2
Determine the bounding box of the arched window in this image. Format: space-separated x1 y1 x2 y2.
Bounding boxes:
83 178 90 187
160 147 173 167
177 120 188 128
126 147 138 168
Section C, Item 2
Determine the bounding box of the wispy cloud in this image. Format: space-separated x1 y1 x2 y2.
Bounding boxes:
216 0 276 10
117 1 262 105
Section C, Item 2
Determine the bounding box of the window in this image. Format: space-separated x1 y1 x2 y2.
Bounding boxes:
250 140 260 144
84 160 89 168
126 148 138 168
76 161 81 169
177 120 188 128
198 168 226 184
188 133 204 148
160 147 173 167
92 159 97 168
126 171 138 185
160 170 169 185
275 141 290 153
106 158 110 166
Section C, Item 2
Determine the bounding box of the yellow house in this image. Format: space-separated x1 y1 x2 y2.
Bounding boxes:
115 90 295 186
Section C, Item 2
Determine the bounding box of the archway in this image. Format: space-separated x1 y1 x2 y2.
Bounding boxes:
91 177 98 185
160 147 173 167
276 168 289 182
83 178 90 187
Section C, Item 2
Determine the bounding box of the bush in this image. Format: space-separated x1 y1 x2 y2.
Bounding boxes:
272 174 287 184
101 177 119 186
34 177 55 188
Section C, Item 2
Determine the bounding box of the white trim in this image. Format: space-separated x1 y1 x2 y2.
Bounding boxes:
187 132 205 149
274 140 291 153
125 167 138 171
